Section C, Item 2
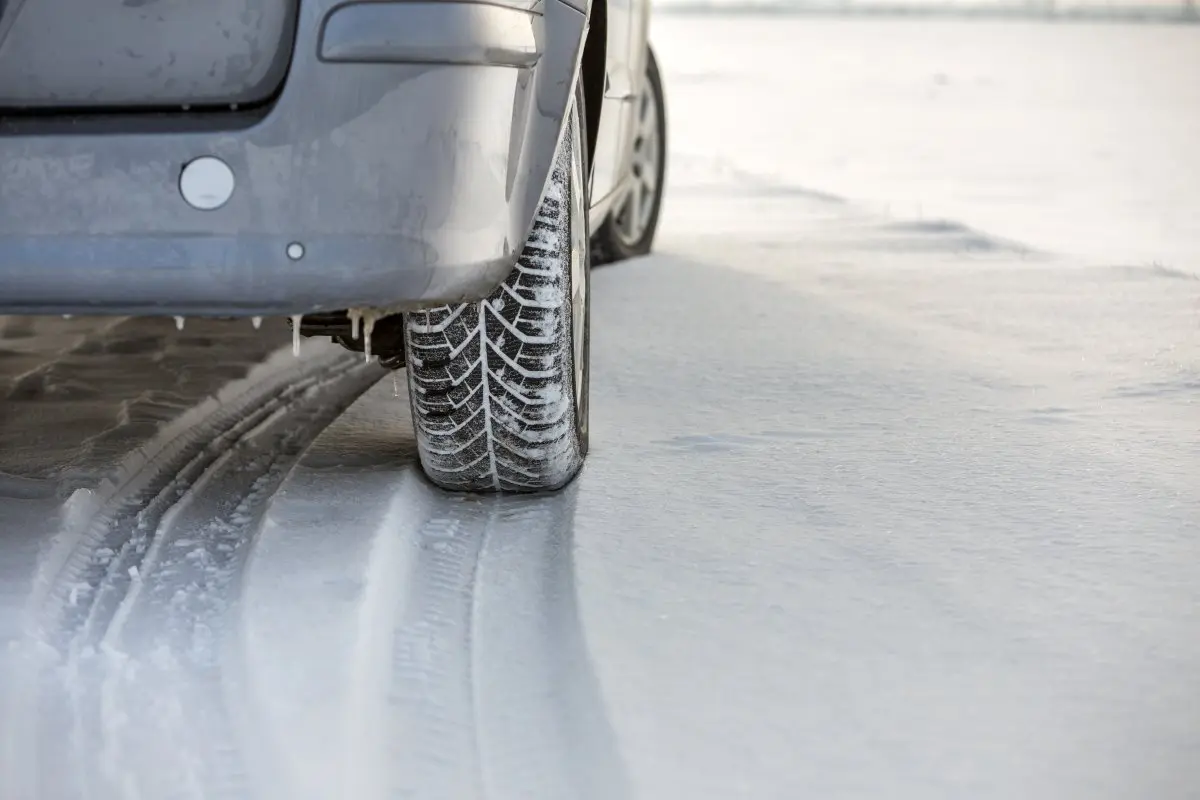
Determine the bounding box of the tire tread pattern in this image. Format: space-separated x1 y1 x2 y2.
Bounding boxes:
406 115 584 493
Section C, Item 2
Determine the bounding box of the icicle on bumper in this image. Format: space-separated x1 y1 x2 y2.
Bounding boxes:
345 307 383 364
363 314 376 363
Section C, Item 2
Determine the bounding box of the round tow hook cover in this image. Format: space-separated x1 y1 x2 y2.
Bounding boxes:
180 156 235 210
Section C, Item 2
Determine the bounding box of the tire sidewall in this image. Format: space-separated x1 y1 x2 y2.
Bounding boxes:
570 80 592 456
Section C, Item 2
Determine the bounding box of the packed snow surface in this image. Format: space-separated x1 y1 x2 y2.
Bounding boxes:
1 13 1198 800
653 0 1197 19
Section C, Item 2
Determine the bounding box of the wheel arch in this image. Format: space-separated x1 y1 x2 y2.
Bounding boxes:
580 0 606 176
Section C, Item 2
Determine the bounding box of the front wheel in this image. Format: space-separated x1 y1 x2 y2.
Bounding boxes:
591 45 667 266
404 83 591 493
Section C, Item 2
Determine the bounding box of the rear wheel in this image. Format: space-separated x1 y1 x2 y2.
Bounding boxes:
404 84 590 493
591 45 667 266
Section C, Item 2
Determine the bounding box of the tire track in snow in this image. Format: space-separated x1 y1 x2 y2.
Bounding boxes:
4 343 384 800
1 316 128 403
237 382 631 800
468 488 630 800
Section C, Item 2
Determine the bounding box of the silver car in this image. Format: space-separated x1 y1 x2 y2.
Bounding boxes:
0 0 668 492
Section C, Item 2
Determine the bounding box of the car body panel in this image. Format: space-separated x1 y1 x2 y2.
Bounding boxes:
0 0 650 317
0 0 298 109
319 2 539 66
589 0 650 210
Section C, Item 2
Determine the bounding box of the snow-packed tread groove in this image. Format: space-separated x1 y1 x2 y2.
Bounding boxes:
406 96 587 493
479 283 502 491
15 347 384 800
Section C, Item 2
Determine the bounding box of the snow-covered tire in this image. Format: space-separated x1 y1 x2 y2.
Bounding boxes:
591 45 667 266
404 84 591 493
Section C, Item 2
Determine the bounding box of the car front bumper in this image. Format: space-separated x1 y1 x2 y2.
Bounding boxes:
0 0 587 316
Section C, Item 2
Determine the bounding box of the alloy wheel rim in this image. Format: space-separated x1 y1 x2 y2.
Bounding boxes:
613 63 662 247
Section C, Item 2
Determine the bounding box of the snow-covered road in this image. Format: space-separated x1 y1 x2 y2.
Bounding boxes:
2 14 1198 800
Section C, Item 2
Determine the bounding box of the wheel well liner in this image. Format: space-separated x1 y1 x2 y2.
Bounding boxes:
579 0 605 174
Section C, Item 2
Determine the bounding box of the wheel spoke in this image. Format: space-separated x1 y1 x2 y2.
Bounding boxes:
624 194 643 241
640 171 656 194
629 183 645 236
640 146 658 192
640 100 657 141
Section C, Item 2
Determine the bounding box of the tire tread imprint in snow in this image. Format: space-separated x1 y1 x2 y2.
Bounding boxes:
406 111 584 493
8 347 381 800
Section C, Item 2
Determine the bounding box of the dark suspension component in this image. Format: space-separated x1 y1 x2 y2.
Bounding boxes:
289 311 406 369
